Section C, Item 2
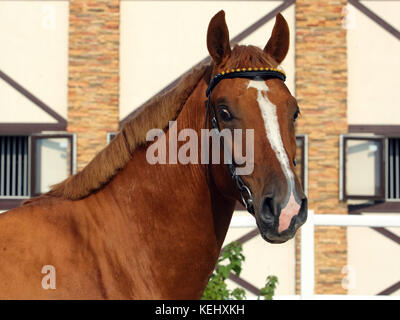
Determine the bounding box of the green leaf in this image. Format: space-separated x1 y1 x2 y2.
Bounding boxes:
258 275 279 300
202 241 279 301
231 288 246 300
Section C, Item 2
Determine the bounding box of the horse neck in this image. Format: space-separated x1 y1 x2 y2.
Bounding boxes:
173 74 238 243
87 76 236 298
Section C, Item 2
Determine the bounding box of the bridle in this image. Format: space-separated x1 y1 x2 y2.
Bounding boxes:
204 67 286 215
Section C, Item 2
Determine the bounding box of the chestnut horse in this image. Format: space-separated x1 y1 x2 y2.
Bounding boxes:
0 11 307 299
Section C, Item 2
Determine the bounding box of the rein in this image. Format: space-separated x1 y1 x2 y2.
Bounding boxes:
204 67 286 215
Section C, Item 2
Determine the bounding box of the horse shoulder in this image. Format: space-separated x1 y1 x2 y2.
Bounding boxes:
0 198 109 299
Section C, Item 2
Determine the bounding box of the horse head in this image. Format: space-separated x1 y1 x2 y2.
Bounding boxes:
206 11 307 243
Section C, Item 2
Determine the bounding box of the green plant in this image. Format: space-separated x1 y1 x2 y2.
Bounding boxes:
202 241 246 300
258 275 278 300
202 241 278 300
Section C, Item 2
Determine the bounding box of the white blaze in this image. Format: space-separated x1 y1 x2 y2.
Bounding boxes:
247 80 294 193
247 80 300 232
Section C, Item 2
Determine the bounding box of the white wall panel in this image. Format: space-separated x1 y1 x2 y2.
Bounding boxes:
347 1 400 125
0 1 69 123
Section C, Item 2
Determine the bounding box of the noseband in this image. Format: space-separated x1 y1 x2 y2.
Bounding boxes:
205 67 286 215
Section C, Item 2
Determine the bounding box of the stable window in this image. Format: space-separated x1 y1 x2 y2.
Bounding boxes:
0 134 75 209
31 135 74 196
340 135 386 201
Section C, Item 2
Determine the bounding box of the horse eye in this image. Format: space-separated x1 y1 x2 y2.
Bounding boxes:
218 106 233 121
293 109 299 122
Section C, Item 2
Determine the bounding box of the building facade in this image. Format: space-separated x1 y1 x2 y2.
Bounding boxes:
0 0 399 297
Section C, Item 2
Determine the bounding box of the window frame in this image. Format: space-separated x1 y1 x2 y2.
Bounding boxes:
386 137 400 201
340 134 386 201
0 132 76 209
30 133 76 197
296 134 308 196
107 131 118 144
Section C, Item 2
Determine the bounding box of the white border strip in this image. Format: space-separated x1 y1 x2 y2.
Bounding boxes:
230 211 400 228
314 214 400 227
230 215 256 228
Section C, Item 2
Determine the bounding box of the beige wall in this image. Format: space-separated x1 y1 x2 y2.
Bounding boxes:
0 1 69 123
347 215 400 295
347 1 400 125
120 1 295 120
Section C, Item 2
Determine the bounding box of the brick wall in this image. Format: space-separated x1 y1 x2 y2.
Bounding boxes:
295 0 348 294
68 0 120 170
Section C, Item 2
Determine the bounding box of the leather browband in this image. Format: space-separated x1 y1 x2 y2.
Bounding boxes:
206 67 286 97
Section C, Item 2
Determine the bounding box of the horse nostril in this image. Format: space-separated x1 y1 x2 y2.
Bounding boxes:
260 196 277 226
261 196 274 215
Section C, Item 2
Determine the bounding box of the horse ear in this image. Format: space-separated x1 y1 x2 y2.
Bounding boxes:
264 13 289 64
207 10 231 65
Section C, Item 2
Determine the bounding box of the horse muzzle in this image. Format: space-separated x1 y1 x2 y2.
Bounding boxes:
256 195 308 244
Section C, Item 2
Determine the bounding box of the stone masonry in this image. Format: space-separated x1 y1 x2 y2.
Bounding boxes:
68 0 120 170
295 0 348 294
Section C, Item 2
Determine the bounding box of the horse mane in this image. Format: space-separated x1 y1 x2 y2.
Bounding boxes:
23 59 212 204
22 45 276 205
224 45 278 69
